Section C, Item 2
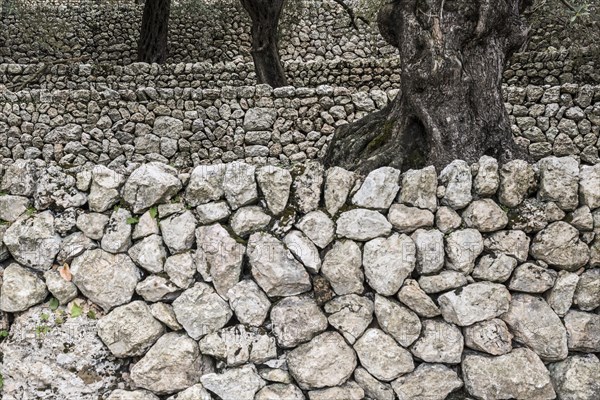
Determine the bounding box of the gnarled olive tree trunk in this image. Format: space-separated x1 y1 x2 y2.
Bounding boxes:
324 0 532 174
240 0 288 88
137 0 170 63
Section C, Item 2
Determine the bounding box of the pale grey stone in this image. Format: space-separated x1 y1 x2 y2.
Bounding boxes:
472 253 518 283
321 240 363 295
0 263 48 312
159 210 197 254
0 159 37 196
564 310 600 352
76 212 109 240
185 164 226 207
387 204 434 233
374 294 421 347
502 293 568 361
363 233 415 296
153 116 183 137
247 232 311 297
569 206 594 231
223 161 258 210
107 389 160 400
325 294 373 344
509 263 557 293
149 302 182 331
484 230 530 262
256 165 292 215
172 282 232 340
498 160 536 207
195 201 231 224
549 355 600 400
411 229 444 275
530 222 590 271
3 211 61 271
438 282 510 326
391 364 463 400
474 155 499 197
574 268 600 311
410 319 463 364
287 332 357 390
71 249 140 311
354 367 395 400
351 167 400 209
196 223 244 298
579 164 600 209
0 195 29 222
227 280 271 327
418 271 468 294
130 333 207 395
337 209 392 240
296 210 334 248
88 165 124 212
136 276 180 303
43 268 77 305
462 348 556 400
538 156 579 211
435 206 462 233
256 384 305 400
308 382 364 400
271 296 327 348
244 107 277 130
462 199 508 232
464 318 513 355
439 160 472 209
164 252 196 289
101 207 132 254
230 206 271 237
97 301 164 358
324 166 356 216
546 271 579 316
128 234 166 273
354 328 414 381
292 161 324 214
397 279 441 317
56 232 95 264
398 166 438 211
165 384 211 400
198 325 277 366
122 162 182 214
284 230 321 273
202 365 265 400
445 229 484 273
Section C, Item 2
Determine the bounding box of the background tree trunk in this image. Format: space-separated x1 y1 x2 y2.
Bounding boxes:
137 0 170 63
324 0 533 174
240 0 288 88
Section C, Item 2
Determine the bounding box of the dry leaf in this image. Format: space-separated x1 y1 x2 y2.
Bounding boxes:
59 264 72 282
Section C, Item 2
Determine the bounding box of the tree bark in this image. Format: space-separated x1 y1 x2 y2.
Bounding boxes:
137 0 170 63
324 0 533 174
240 0 288 88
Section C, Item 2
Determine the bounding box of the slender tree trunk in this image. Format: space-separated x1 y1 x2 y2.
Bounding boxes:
324 0 533 174
137 0 170 63
240 0 288 88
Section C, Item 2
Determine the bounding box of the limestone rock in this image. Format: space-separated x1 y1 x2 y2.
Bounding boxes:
230 206 271 237
198 325 277 366
149 302 182 331
418 271 468 294
374 294 421 347
185 164 226 207
391 364 463 400
292 161 324 214
411 229 444 275
321 240 363 295
337 209 392 240
498 159 536 207
462 348 556 400
387 204 434 233
256 165 292 215
464 318 513 355
247 232 311 297
122 162 182 214
462 199 508 232
244 107 277 130
354 328 414 381
287 332 357 390
71 249 140 311
397 279 441 317
410 319 463 364
325 294 373 344
0 263 48 312
579 164 600 209
88 165 124 212
435 206 462 233
351 167 400 209
164 252 196 289
308 382 364 400
107 390 160 400
364 233 415 296
56 232 95 264
97 301 164 358
195 201 231 224
271 296 328 348
223 162 258 210
564 310 600 352
76 212 109 240
256 384 305 400
3 211 61 271
0 159 37 196
324 166 356 216
445 229 484 273
354 367 395 400
172 283 232 340
0 194 29 222
43 268 78 305
202 365 265 400
574 268 600 311
484 230 530 262
501 293 568 361
136 276 180 303
530 221 590 271
284 230 321 273
296 210 334 248
227 280 271 327
549 354 600 400
439 160 472 209
398 166 438 211
472 253 518 283
538 156 579 211
474 155 499 197
165 384 212 400
508 263 557 293
101 207 132 254
159 211 197 254
128 235 166 274
130 333 207 395
546 271 579 316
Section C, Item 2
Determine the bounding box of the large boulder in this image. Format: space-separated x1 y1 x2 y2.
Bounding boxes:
351 167 400 209
530 221 590 271
363 233 415 296
391 364 463 400
0 263 48 312
549 355 600 400
438 282 511 326
256 165 292 215
122 162 182 214
198 325 276 366
337 209 392 241
354 328 414 381
410 320 463 364
201 365 265 400
271 296 328 348
538 156 579 211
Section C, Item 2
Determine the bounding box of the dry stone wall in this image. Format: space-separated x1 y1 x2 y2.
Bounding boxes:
0 155 599 399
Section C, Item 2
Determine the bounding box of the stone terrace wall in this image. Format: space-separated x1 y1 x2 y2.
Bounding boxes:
0 156 598 399
1 84 599 168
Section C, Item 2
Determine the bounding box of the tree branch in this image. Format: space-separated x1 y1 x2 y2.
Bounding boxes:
331 0 368 30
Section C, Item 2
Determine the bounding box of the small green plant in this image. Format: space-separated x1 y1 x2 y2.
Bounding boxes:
35 325 50 337
49 297 59 311
70 303 83 318
126 216 139 225
149 206 158 219
40 313 49 322
0 330 9 338
26 206 37 216
86 310 97 320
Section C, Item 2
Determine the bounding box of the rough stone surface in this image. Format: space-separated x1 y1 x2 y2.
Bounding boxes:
223 161 258 210
159 211 197 254
472 253 518 282
374 294 421 347
128 234 166 274
564 311 600 352
530 221 590 271
388 204 434 233
336 209 392 241
324 166 356 216
410 319 463 364
445 229 484 273
122 162 182 213
321 239 363 295
574 268 600 311
198 325 277 366
296 210 334 249
439 160 472 209
391 364 463 400
498 160 536 207
0 263 48 312
256 165 292 215
484 229 530 262
292 161 324 214
227 279 271 327
185 164 225 207
354 328 414 381
549 355 600 400
474 155 500 197
538 156 579 211
284 230 321 273
398 166 438 211
547 271 580 316
325 294 373 344
411 229 444 275
202 365 265 400
397 279 441 317
271 296 328 348
354 367 395 400
351 167 400 209
230 206 271 237
462 199 508 232
464 318 513 355
508 263 557 293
